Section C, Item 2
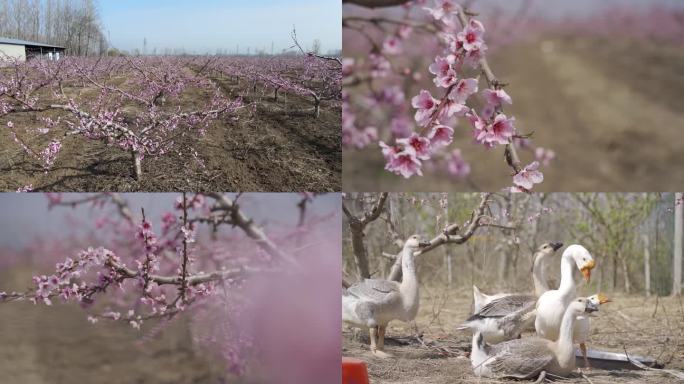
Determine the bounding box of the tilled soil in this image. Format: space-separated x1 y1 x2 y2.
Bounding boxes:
342 287 684 383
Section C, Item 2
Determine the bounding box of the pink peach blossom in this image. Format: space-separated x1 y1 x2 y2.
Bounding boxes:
513 161 544 190
446 149 470 178
482 88 513 107
382 36 403 55
411 90 439 127
449 78 478 104
386 150 423 178
423 0 458 21
397 133 431 160
429 56 457 88
428 124 454 147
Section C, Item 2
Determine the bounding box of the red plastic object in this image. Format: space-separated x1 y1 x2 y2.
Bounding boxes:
342 357 370 384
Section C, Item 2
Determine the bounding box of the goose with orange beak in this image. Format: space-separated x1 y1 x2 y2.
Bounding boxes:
535 245 596 342
579 259 596 283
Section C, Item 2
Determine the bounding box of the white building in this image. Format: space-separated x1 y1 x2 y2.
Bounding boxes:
0 37 65 62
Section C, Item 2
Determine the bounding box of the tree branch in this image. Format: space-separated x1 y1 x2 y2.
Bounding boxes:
387 193 497 281
205 193 298 267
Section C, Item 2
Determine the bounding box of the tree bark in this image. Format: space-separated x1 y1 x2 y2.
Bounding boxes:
132 151 142 180
313 95 321 118
349 221 371 279
619 251 631 294
612 253 618 292
673 192 683 296
343 193 389 281
643 234 651 297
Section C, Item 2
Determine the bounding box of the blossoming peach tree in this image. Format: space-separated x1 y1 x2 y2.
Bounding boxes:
343 0 552 191
0 192 339 379
0 56 245 182
1 53 341 187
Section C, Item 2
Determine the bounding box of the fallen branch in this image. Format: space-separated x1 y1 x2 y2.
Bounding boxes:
623 346 684 380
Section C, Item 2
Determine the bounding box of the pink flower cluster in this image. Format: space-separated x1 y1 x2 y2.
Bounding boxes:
40 140 62 170
342 0 557 189
32 246 119 306
379 7 491 179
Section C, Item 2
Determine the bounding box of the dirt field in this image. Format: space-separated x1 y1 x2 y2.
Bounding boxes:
0 266 229 384
342 285 684 383
0 74 341 192
343 36 684 192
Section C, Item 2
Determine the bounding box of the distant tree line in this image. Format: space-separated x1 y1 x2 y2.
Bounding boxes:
0 0 108 56
343 193 683 297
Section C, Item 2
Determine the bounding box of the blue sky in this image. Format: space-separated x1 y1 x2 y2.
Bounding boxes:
100 0 341 54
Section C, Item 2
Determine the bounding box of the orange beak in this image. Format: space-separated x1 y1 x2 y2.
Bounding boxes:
580 259 596 282
597 293 611 304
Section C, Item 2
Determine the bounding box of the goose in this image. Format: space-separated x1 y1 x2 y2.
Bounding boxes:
342 235 430 357
471 297 600 379
574 293 611 369
535 244 596 341
459 242 563 343
472 242 563 312
472 285 510 313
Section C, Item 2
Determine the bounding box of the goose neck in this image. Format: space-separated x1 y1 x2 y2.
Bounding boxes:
558 255 577 295
556 307 580 366
401 247 417 281
400 247 419 307
532 252 549 296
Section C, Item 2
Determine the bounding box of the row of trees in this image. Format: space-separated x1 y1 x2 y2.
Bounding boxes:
343 193 683 297
0 0 107 55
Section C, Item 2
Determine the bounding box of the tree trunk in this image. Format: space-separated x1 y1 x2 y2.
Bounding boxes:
444 200 453 287
619 251 631 294
673 192 683 296
447 253 453 288
612 253 618 292
132 151 142 180
349 222 370 280
313 95 320 118
643 234 651 297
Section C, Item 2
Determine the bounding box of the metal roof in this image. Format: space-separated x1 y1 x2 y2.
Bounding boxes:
0 37 65 49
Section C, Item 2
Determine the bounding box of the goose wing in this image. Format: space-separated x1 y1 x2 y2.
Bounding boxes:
467 295 535 321
487 338 553 379
347 279 400 303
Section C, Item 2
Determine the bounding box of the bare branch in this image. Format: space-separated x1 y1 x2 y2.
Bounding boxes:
205 193 298 267
387 193 499 281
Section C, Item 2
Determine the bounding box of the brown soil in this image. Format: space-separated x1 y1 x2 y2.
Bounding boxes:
342 286 684 383
0 266 228 384
0 75 341 192
343 36 684 192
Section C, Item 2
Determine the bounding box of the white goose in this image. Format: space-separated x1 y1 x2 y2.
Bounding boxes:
459 242 563 343
472 242 563 312
535 244 596 341
574 293 611 369
471 297 600 379
342 235 430 357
